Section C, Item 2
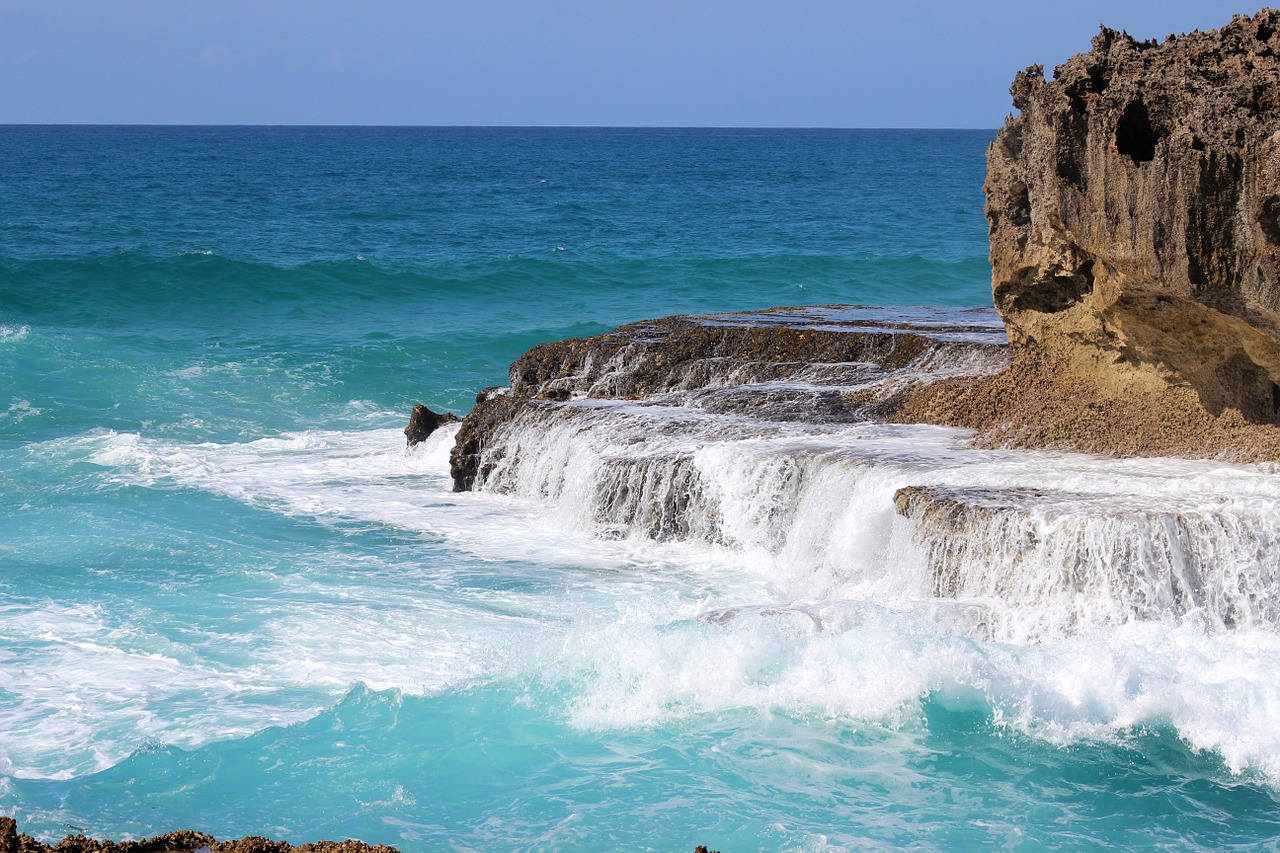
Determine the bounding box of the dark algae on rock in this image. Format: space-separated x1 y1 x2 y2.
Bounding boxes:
900 8 1280 459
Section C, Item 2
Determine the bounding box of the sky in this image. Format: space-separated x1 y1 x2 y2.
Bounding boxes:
0 0 1263 127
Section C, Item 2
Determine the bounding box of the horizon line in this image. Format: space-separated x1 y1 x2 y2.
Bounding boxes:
0 122 1001 132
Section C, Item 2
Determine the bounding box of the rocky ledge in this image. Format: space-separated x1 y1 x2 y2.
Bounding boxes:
897 8 1280 460
426 300 1280 636
446 306 1008 491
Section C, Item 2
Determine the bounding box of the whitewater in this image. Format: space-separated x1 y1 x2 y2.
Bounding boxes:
3 126 1280 851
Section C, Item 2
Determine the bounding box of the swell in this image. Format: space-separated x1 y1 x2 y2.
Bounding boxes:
0 253 503 332
0 251 991 335
5 682 1279 852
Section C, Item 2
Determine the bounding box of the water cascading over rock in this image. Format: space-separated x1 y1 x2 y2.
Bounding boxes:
433 10 1280 639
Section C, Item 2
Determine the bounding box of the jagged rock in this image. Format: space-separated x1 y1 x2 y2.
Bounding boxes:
447 307 1006 492
1 818 398 853
450 392 522 492
921 9 1280 459
1 817 703 853
404 404 458 446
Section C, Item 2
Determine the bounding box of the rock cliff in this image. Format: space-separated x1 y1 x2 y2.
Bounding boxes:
900 9 1280 459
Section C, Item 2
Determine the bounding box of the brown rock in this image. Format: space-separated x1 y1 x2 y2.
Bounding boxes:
447 308 1005 491
0 819 396 853
974 8 1280 458
449 391 521 492
211 839 291 853
0 819 16 853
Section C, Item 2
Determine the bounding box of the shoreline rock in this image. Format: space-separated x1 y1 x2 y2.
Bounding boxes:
950 7 1280 460
0 818 401 853
1 817 722 853
446 306 1008 492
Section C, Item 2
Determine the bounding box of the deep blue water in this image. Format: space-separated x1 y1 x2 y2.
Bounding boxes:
3 126 1278 852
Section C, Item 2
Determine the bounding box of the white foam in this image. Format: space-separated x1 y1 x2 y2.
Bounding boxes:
1 400 41 422
18 413 1280 786
0 600 314 779
522 595 1280 782
82 425 745 578
471 400 1280 635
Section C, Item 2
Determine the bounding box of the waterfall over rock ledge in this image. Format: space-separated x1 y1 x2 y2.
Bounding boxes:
433 10 1280 643
438 306 1280 640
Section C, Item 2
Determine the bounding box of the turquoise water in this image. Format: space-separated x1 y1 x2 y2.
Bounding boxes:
2 126 1278 851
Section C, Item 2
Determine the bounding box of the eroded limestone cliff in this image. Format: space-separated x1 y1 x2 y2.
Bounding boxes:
899 9 1280 458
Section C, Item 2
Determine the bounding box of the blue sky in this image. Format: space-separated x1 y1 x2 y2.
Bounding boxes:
0 1 1259 127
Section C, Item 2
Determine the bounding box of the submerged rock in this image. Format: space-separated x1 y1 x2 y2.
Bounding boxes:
904 9 1280 460
404 404 459 446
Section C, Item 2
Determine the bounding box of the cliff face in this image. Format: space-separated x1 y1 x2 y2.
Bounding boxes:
887 9 1280 459
984 9 1280 438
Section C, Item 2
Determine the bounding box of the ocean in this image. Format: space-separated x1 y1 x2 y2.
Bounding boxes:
2 126 1279 851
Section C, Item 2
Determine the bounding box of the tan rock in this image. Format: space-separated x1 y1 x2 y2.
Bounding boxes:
945 9 1280 458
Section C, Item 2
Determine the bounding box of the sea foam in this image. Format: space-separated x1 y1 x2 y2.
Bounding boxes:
64 417 1280 786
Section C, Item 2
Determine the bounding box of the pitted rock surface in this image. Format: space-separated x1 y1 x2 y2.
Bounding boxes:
899 9 1280 459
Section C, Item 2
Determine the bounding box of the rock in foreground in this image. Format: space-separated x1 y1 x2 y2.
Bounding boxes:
0 818 400 853
0 817 724 853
